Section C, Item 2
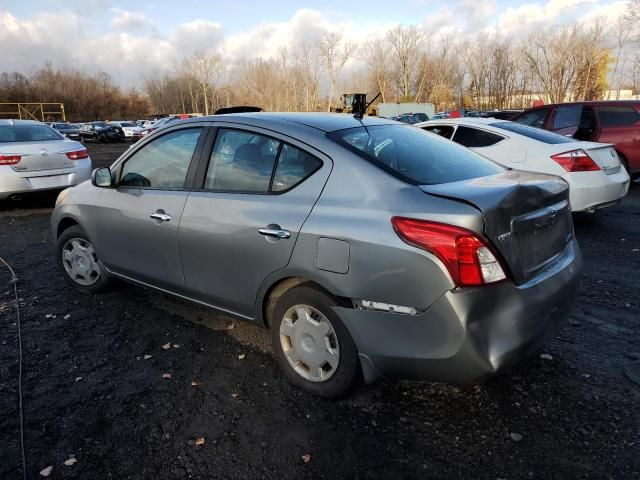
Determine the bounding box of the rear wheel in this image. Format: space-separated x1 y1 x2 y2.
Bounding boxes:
56 225 112 293
270 285 359 398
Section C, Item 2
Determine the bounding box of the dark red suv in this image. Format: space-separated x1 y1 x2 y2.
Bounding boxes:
511 101 640 177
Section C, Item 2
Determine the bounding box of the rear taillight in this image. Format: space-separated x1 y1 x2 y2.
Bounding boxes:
65 148 89 160
391 217 506 287
0 154 21 165
551 149 600 172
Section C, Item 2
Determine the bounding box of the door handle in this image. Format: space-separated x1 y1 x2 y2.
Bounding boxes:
259 227 291 239
149 212 171 222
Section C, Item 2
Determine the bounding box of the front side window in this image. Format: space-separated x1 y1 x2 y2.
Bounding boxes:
119 128 202 188
513 109 549 128
552 105 582 129
0 124 63 143
329 124 503 185
597 106 640 127
452 126 504 147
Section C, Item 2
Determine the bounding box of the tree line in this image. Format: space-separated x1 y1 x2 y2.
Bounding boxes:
0 3 638 121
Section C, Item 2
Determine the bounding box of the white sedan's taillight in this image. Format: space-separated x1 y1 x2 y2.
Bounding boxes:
551 149 600 172
0 154 21 165
65 148 89 160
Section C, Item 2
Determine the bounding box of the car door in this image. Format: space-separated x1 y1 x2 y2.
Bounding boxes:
178 125 332 318
92 124 207 291
512 107 551 129
549 104 583 137
595 105 640 169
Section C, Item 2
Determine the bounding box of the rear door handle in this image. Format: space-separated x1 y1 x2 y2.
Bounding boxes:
149 212 171 222
259 227 291 239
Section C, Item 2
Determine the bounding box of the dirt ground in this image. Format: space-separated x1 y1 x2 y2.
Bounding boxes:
1 142 639 479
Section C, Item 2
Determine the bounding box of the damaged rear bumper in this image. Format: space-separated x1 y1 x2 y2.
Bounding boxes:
334 238 582 384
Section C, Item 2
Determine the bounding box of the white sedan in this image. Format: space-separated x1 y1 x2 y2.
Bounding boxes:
417 118 630 213
109 121 143 138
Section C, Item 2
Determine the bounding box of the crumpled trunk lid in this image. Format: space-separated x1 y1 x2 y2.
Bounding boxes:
420 170 573 284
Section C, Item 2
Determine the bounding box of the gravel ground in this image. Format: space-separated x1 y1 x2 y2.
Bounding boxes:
1 143 639 479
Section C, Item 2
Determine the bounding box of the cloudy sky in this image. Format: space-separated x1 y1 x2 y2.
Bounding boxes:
0 0 627 85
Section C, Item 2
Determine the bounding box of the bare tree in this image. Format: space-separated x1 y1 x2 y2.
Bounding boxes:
362 38 392 103
185 49 223 115
319 32 356 111
387 25 425 100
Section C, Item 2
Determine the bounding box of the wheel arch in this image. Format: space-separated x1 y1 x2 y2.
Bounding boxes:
257 273 352 329
56 216 80 239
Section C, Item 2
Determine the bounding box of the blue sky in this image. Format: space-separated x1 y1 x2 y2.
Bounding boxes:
0 0 627 84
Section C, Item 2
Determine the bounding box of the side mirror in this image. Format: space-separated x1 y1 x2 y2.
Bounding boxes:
91 167 113 188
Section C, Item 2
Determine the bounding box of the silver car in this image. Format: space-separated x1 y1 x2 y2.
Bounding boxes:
0 119 92 200
51 113 582 398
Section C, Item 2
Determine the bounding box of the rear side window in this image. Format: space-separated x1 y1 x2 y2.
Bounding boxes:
597 106 640 127
552 105 582 129
490 122 575 144
422 125 455 139
513 109 549 128
119 128 202 188
0 124 63 143
452 126 504 147
328 124 503 185
205 129 322 193
206 129 279 192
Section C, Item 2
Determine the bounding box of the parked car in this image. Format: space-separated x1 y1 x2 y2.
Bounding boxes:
79 122 125 143
0 119 91 200
132 116 181 142
510 101 640 178
392 113 429 124
51 122 81 140
481 109 523 120
110 121 143 139
52 113 582 398
417 118 630 213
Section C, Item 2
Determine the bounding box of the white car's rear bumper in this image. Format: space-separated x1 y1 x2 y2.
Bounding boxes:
0 159 92 200
566 168 630 212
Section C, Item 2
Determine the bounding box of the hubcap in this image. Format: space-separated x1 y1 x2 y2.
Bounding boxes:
279 304 340 382
61 237 101 286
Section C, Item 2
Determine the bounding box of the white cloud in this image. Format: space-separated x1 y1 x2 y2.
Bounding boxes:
111 9 156 32
0 1 628 86
496 0 598 35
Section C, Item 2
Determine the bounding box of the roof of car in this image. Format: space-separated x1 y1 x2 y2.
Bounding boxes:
0 119 44 126
524 100 640 110
417 117 499 127
183 112 397 132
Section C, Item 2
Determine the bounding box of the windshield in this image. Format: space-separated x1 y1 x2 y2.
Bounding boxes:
120 122 136 127
93 122 108 129
490 121 576 144
0 124 64 143
55 123 75 130
328 125 503 185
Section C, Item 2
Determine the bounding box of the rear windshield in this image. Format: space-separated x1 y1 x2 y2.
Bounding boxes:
490 121 575 144
0 124 64 143
328 125 503 185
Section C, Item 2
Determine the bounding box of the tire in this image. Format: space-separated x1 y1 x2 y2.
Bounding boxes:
270 285 359 398
56 225 113 294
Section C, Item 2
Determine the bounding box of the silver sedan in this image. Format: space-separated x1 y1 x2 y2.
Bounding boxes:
51 113 582 398
0 119 91 200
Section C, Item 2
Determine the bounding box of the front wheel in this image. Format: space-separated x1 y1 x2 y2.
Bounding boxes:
271 285 359 398
56 225 113 293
